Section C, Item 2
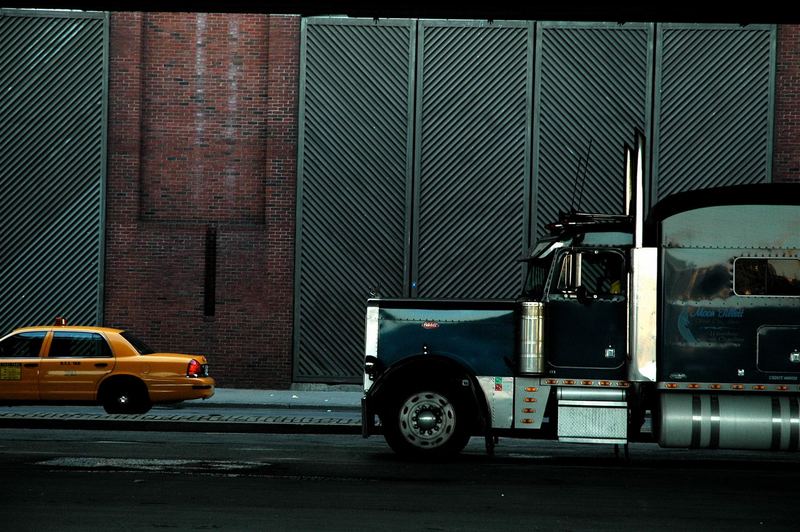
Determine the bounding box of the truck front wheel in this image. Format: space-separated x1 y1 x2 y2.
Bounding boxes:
382 387 470 458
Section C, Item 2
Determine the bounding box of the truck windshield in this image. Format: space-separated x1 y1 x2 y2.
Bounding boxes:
522 257 553 300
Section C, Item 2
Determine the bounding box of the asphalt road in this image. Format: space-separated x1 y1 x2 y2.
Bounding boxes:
0 428 797 531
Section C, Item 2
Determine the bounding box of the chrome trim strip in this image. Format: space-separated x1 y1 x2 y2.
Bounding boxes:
657 382 800 392
363 304 380 393
558 437 627 445
557 400 627 408
634 131 645 249
772 396 782 451
628 247 657 382
710 395 720 449
557 387 626 402
691 395 702 449
791 397 800 451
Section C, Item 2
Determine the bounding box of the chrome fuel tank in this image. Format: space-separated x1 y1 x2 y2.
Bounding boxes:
658 392 800 451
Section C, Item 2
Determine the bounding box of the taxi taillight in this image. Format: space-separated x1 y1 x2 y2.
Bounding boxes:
187 359 203 378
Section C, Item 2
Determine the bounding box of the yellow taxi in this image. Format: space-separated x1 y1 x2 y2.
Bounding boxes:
0 318 215 414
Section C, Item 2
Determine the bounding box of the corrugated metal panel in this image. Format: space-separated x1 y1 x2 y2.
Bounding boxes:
533 22 653 237
0 10 108 335
294 18 416 381
413 20 533 299
652 24 775 201
294 19 776 383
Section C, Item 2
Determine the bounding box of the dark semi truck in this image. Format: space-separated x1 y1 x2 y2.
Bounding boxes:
361 134 800 458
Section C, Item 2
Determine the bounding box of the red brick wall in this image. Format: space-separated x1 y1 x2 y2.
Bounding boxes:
106 12 299 388
775 25 800 182
105 15 800 389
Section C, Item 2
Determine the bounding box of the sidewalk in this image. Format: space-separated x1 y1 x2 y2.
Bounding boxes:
0 386 365 434
200 386 362 411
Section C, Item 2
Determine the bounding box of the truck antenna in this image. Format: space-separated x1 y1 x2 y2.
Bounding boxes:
569 138 593 213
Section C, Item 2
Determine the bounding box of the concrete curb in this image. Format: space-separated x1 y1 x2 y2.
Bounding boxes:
188 389 363 411
0 411 362 434
0 388 365 433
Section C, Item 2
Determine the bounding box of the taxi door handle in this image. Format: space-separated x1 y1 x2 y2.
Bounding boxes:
23 363 38 368
94 363 108 368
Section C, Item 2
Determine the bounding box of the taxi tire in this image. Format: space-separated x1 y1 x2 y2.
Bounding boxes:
102 381 152 415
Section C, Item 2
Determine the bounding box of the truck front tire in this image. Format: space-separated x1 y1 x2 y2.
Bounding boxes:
382 386 471 458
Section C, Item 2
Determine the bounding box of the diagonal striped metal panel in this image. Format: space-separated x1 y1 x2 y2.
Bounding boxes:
652 24 775 202
533 22 653 238
294 18 416 382
0 10 108 335
294 20 776 383
413 20 533 299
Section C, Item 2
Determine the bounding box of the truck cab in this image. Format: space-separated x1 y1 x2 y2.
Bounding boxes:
361 214 643 458
523 218 632 381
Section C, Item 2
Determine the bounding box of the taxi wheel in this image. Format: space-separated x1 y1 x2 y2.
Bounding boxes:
102 382 152 415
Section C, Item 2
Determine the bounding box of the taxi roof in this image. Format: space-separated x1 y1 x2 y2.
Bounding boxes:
10 325 125 335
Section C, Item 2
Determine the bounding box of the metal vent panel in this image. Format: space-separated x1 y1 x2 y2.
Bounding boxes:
294 20 776 383
0 10 108 334
533 23 652 237
653 25 775 201
294 18 416 381
413 20 533 299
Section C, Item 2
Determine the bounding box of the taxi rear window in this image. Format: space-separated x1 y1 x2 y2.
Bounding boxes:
121 332 155 355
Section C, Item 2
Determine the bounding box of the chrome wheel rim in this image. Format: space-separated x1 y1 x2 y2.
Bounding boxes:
398 391 456 449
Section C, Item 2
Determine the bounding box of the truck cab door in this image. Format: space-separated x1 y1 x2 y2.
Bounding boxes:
545 249 628 379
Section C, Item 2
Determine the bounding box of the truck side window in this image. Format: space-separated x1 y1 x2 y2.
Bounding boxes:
585 251 625 296
556 251 624 297
556 253 576 291
734 258 800 296
523 257 553 300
